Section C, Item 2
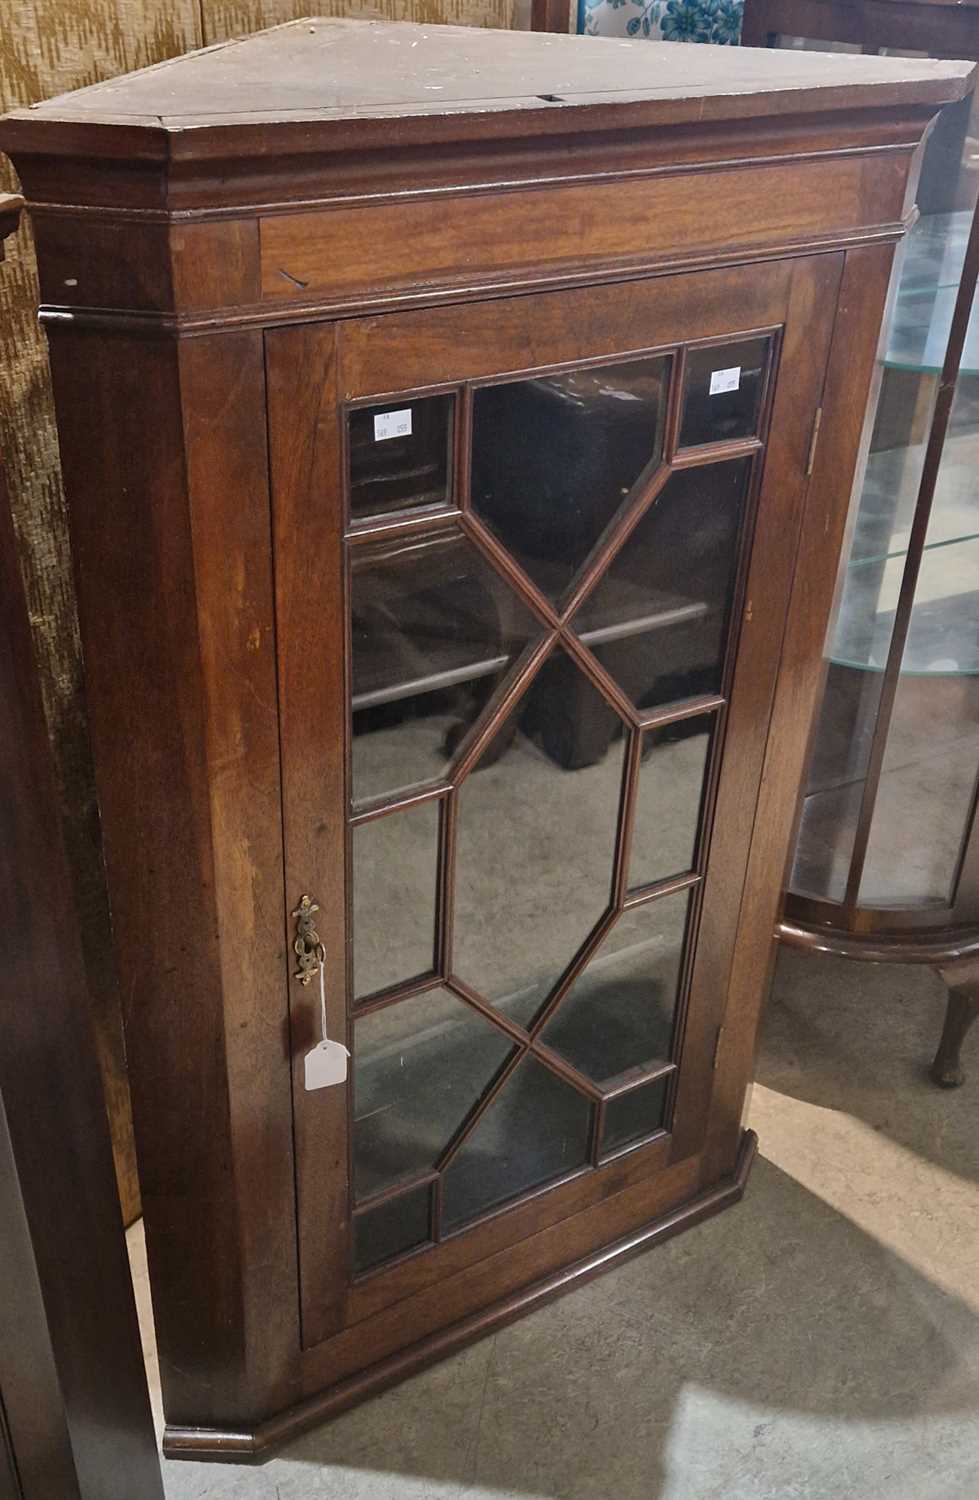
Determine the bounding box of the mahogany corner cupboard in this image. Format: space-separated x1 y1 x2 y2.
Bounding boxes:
1 20 972 1459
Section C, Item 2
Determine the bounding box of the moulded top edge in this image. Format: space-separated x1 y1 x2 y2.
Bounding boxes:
0 19 973 164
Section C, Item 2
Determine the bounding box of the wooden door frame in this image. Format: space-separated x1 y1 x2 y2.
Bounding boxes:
267 251 843 1358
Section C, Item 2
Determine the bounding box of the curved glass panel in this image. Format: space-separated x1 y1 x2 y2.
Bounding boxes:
788 47 979 916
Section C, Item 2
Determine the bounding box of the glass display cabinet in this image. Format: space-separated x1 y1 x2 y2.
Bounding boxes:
1 19 971 1459
741 0 979 1087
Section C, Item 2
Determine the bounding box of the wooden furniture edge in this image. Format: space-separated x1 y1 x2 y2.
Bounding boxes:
0 354 163 1498
31 222 915 339
161 1128 758 1462
778 917 979 966
1 69 972 163
0 194 23 251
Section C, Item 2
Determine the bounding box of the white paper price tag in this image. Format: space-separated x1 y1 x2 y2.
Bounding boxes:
303 955 349 1090
709 366 741 396
374 408 412 442
304 1039 349 1091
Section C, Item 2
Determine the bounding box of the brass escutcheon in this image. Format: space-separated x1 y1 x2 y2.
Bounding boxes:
292 895 324 986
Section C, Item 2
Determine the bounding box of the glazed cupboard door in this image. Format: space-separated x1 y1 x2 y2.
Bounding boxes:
267 254 842 1351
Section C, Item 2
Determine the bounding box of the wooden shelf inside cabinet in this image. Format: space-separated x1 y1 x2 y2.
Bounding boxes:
1 19 971 1460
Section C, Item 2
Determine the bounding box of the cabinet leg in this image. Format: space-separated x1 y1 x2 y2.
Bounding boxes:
931 957 979 1089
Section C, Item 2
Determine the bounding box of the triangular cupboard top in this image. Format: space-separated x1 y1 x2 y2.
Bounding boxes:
1 19 973 149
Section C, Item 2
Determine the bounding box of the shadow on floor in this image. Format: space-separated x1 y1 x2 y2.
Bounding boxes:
162 1149 979 1500
759 945 979 1187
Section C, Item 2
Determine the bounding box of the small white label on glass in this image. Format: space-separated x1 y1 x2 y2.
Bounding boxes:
374 408 412 442
709 366 741 396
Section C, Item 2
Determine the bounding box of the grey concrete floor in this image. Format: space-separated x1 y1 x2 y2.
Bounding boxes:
132 945 979 1499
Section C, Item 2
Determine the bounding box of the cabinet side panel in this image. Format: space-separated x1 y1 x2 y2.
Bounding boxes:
46 329 294 1425
702 241 897 1182
265 323 350 1349
671 251 844 1167
178 332 301 1415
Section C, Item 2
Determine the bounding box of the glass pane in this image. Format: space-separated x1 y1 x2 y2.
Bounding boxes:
791 770 865 905
601 1076 669 1157
353 800 438 1001
630 715 712 891
441 1056 592 1232
352 988 515 1200
540 891 690 1088
453 647 628 1029
679 338 769 449
351 526 539 805
349 394 453 522
471 356 670 603
353 1183 431 1274
858 673 979 907
574 460 751 712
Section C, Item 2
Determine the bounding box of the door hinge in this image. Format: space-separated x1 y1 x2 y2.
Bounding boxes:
712 1025 725 1071
805 405 823 478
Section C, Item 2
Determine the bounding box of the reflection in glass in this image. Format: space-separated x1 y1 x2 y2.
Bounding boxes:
575 461 750 712
441 1056 592 1231
541 891 690 1088
679 338 769 448
352 988 514 1200
353 1182 431 1273
601 1076 669 1156
630 716 712 891
348 394 453 522
353 799 439 1000
351 526 539 805
453 648 628 1028
471 356 670 602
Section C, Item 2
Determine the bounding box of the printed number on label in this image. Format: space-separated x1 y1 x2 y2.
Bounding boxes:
709 367 741 396
374 409 412 441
